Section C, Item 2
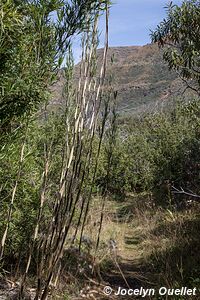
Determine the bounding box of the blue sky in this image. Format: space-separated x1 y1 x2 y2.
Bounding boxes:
73 0 183 62
104 0 183 47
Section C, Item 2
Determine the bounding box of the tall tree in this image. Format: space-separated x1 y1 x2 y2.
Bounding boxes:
0 0 108 131
151 0 200 92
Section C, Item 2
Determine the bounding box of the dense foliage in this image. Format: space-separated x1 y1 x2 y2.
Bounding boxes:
0 1 110 298
151 0 200 92
0 0 107 130
96 100 200 202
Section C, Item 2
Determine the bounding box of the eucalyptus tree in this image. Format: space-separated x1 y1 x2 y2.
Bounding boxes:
151 0 200 92
0 0 111 298
0 0 108 131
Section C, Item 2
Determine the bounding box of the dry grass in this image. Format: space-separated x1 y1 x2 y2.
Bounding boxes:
123 196 200 292
54 194 200 299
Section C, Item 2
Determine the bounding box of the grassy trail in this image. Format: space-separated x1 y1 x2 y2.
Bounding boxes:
78 195 200 300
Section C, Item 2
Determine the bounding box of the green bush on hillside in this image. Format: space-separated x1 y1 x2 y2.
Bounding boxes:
96 99 200 203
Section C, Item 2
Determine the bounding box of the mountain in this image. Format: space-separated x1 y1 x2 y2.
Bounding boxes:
50 43 193 115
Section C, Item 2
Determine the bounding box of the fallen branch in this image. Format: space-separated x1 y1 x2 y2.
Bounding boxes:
171 186 200 200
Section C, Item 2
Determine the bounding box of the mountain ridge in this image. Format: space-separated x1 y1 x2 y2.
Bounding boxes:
51 43 191 115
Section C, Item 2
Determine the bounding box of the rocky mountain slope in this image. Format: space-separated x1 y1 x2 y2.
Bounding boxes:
51 43 192 115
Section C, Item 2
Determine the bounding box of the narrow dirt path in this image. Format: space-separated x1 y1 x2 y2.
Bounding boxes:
95 197 158 300
102 236 154 299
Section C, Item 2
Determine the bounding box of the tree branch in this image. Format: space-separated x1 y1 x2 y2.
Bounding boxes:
171 185 200 200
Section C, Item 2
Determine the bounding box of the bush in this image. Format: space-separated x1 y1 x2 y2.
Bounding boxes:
96 99 200 204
